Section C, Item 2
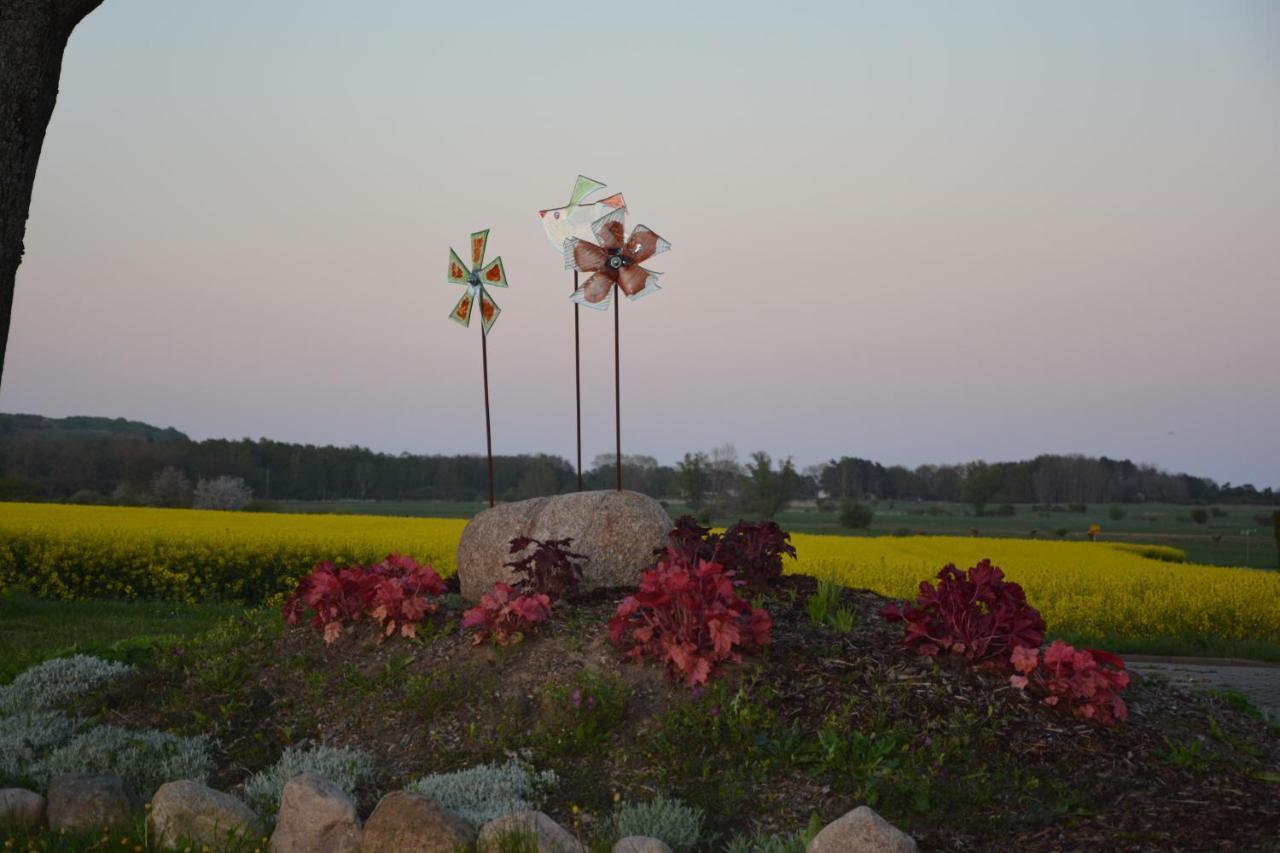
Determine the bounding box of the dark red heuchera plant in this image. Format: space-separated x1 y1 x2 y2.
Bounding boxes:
659 516 797 588
1010 640 1130 726
282 553 445 644
609 547 773 687
505 536 587 601
462 536 584 646
879 559 1046 666
461 582 552 646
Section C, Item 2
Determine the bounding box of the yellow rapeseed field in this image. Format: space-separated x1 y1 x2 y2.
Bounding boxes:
790 533 1280 644
0 503 465 603
1 503 1277 647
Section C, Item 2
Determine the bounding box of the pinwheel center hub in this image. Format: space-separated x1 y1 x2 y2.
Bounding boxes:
607 253 626 270
467 271 481 286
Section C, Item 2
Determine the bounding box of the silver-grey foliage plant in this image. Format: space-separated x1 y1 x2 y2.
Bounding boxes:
614 795 706 852
31 724 214 798
0 710 81 784
406 758 558 825
242 744 377 818
0 655 133 714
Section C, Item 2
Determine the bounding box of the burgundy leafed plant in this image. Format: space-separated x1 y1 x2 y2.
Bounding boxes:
1010 640 1130 726
879 559 1046 666
282 554 445 644
505 536 587 602
609 547 773 687
462 582 552 646
658 516 797 588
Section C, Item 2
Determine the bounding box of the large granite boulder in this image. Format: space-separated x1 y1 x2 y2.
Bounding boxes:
46 774 133 832
269 773 361 853
806 805 918 853
457 490 671 601
359 790 476 852
149 780 263 851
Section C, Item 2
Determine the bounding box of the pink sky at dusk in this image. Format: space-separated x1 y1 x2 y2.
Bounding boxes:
2 1 1277 486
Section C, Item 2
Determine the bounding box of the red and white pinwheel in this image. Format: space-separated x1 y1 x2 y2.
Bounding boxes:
564 209 670 310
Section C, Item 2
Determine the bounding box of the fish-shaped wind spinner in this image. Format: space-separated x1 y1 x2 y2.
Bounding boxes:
538 175 626 253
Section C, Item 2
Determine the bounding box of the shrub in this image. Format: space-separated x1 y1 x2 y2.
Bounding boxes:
193 475 254 510
149 466 193 508
282 554 445 643
1190 508 1209 524
67 489 106 505
1210 506 1227 518
839 501 875 530
32 725 214 798
462 583 552 646
0 655 133 714
1108 506 1125 521
504 536 587 601
879 560 1045 667
243 744 377 817
1010 640 1129 726
614 795 705 852
1054 528 1068 538
609 548 772 687
406 759 557 825
995 504 1016 517
659 516 797 587
0 711 80 784
1068 503 1088 513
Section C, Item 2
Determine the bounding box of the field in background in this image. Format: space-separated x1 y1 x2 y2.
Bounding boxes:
1 502 1277 661
272 498 1280 571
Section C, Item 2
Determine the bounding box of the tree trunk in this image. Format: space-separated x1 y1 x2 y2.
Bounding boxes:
0 0 104 390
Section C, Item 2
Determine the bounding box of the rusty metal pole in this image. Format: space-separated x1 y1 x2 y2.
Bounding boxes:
573 271 583 492
481 327 494 507
614 293 622 492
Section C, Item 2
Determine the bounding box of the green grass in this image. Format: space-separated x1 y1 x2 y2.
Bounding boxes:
0 589 245 684
1050 630 1280 664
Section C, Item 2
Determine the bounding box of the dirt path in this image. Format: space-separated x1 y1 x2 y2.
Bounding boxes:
1127 656 1280 719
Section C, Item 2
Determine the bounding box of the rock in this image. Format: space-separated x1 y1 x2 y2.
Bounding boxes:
359 790 475 852
477 810 582 853
806 805 918 853
457 490 671 600
46 774 134 832
0 788 45 830
614 837 674 853
269 773 361 853
149 780 263 851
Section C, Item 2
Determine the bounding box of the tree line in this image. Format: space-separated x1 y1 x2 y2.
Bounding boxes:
0 414 1273 513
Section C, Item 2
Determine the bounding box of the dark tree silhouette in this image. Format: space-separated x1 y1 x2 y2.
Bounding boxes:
0 0 105 387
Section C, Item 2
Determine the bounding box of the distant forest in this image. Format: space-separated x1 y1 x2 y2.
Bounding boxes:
0 413 1274 509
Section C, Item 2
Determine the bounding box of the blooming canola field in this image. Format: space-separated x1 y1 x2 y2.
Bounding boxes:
1 504 1276 648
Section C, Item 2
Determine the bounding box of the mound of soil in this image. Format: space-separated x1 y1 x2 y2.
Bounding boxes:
89 578 1279 851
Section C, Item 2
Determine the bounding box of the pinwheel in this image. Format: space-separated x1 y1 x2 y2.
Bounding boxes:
538 175 625 491
446 228 509 506
565 207 671 490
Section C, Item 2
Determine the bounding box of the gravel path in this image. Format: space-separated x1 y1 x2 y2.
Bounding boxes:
1128 657 1280 719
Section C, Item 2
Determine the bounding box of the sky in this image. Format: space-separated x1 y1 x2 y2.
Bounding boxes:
3 1 1278 487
